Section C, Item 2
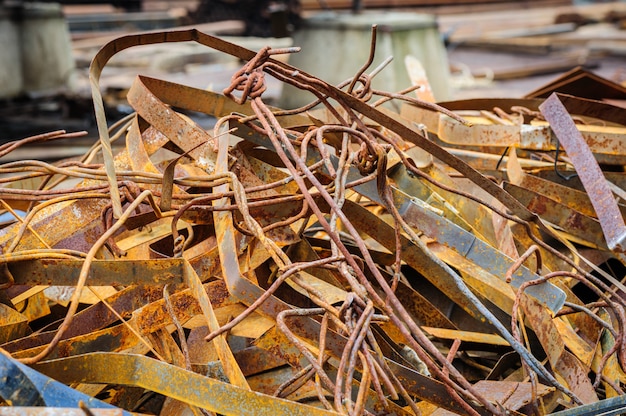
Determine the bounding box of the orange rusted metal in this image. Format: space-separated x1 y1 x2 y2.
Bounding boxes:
0 28 625 416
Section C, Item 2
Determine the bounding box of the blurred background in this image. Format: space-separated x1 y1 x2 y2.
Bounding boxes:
0 0 625 156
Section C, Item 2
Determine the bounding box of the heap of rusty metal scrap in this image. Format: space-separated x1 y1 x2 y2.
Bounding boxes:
1 28 625 416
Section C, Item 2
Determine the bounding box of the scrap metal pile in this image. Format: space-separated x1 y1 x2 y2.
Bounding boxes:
1 28 626 416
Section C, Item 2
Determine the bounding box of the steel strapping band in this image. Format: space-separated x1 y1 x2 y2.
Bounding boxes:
33 352 339 416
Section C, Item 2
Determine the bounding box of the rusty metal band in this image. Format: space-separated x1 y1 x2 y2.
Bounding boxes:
33 352 340 416
127 77 212 160
90 29 539 225
4 280 235 356
555 93 626 126
253 324 488 415
404 96 626 157
0 409 127 416
504 181 606 249
229 120 566 313
2 285 165 352
539 93 626 252
6 258 184 286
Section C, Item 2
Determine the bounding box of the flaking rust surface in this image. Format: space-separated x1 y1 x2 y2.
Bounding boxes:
0 29 625 416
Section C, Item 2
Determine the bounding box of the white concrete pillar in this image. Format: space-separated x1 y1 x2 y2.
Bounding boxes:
280 11 450 109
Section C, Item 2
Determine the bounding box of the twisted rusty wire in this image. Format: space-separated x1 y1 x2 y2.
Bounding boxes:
221 46 503 415
17 190 169 364
364 108 626 388
2 30 622 415
219 39 626 411
0 130 88 159
512 271 626 376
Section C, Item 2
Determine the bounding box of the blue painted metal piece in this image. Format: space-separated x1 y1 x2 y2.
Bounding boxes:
0 352 131 414
548 394 626 416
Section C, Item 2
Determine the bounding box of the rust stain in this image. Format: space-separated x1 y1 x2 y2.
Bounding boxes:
0 30 624 416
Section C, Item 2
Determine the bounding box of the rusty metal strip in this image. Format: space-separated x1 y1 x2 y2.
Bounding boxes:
401 98 548 150
511 171 625 219
231 119 566 313
401 96 626 157
429 98 543 112
556 93 626 127
421 327 509 346
253 325 484 415
9 281 236 360
535 170 626 195
9 320 137 361
211 118 288 314
2 285 164 352
0 351 46 407
135 75 311 128
426 241 517 317
520 296 598 404
182 260 250 389
127 77 212 161
125 117 167 180
0 198 109 253
416 165 503 246
504 181 607 249
0 304 30 344
388 161 493 244
472 380 559 414
33 352 340 416
124 117 185 199
596 309 621 398
539 93 626 252
399 199 565 312
7 258 184 286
